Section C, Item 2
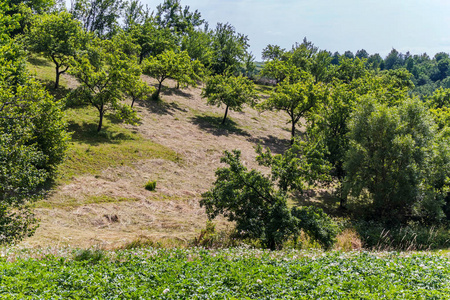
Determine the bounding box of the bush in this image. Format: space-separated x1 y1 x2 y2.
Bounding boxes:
201 147 337 250
144 180 157 191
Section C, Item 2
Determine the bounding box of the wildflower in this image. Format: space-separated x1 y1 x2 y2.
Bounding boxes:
256 279 262 284
163 288 170 294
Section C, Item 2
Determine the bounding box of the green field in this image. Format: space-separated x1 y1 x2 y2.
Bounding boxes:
1 248 449 299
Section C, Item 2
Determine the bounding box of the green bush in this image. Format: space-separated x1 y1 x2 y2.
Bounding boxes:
201 147 337 250
144 180 157 191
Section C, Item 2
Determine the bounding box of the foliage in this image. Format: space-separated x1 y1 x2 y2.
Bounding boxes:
201 74 257 124
129 19 177 64
69 37 139 132
260 73 329 142
0 70 68 244
27 11 85 88
181 27 213 67
210 22 249 75
155 0 204 35
144 180 157 191
70 0 124 37
201 147 336 250
261 44 285 61
343 97 443 224
143 50 203 99
3 248 450 298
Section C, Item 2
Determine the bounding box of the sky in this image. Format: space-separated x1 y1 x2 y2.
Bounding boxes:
140 0 450 61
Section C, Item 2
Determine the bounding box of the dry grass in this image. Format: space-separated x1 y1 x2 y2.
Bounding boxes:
22 76 293 249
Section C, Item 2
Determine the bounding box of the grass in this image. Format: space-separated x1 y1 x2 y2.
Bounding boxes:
34 195 141 209
26 55 67 88
58 106 179 182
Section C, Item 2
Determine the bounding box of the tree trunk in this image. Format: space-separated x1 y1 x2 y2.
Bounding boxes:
153 81 163 100
55 66 60 89
290 120 296 145
97 109 104 132
222 105 229 125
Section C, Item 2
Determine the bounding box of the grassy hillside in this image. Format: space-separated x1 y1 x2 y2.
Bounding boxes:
22 56 296 249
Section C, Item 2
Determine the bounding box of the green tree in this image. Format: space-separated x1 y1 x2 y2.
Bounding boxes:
69 37 139 132
201 74 257 124
261 44 285 61
201 145 337 250
143 50 203 99
260 74 328 143
155 0 204 35
343 97 442 224
0 12 69 242
70 0 124 37
27 11 85 89
181 27 213 68
210 22 249 75
129 19 176 64
260 59 300 85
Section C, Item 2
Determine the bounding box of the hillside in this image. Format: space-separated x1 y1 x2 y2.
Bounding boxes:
22 63 297 249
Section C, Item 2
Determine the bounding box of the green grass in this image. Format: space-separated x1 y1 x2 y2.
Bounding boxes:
255 83 274 95
0 248 449 299
27 55 67 87
34 195 141 209
58 106 179 182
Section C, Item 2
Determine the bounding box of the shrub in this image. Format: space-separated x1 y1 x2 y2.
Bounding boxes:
144 180 157 191
201 146 337 250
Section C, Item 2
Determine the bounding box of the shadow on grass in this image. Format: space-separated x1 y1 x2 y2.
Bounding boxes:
163 86 193 98
67 120 135 145
247 135 291 154
141 98 187 116
28 56 52 67
42 81 72 101
191 114 250 137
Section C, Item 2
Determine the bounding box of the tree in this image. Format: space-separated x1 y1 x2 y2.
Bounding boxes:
155 0 204 35
129 19 177 64
260 59 300 85
122 0 149 30
27 11 85 89
201 74 258 124
181 27 213 68
0 13 69 242
261 44 285 61
70 0 124 37
260 74 328 143
210 22 249 75
69 37 139 132
200 145 337 250
143 50 203 99
343 97 442 224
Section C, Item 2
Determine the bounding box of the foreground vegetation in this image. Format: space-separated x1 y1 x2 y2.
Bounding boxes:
0 247 449 299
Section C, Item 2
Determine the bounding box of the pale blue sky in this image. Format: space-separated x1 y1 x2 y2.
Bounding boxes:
142 0 450 60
